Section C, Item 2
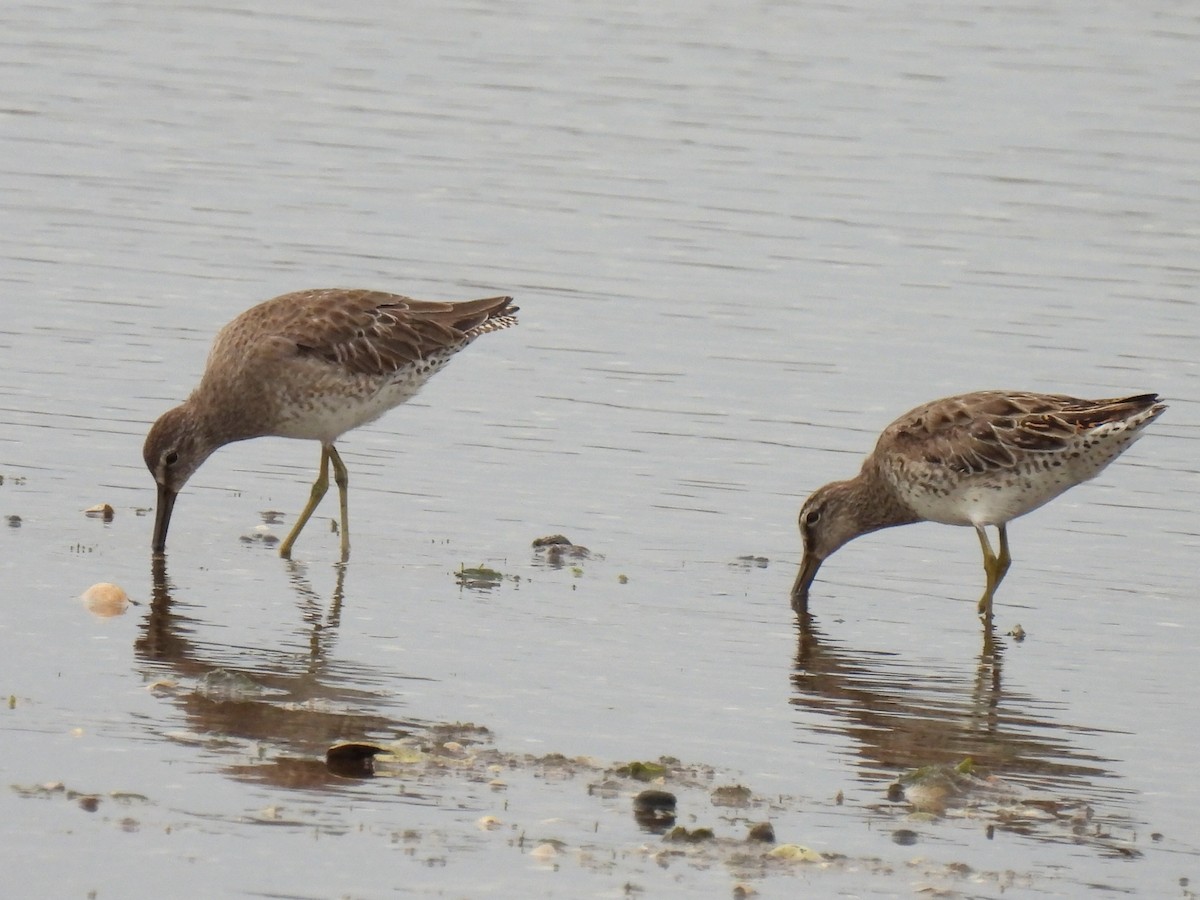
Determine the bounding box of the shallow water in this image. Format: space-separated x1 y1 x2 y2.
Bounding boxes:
2 0 1198 896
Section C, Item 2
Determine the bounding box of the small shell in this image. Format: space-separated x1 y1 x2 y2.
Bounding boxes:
80 583 129 617
84 504 115 521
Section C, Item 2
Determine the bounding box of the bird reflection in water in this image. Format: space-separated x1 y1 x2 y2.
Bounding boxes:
138 556 421 792
789 608 1141 849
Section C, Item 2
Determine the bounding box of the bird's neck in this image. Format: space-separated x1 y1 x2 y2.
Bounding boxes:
846 458 922 536
183 384 260 446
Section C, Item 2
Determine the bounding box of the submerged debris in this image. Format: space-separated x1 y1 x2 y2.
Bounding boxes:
730 555 769 569
455 563 512 590
196 669 268 701
711 784 754 807
239 525 279 546
664 825 715 843
615 760 667 782
767 843 824 862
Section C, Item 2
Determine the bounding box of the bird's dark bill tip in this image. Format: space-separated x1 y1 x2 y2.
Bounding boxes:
152 484 177 555
790 553 823 612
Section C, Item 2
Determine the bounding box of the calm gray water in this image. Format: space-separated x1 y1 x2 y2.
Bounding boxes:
2 1 1198 896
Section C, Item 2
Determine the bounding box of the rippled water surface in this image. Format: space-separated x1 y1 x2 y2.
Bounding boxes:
2 1 1198 896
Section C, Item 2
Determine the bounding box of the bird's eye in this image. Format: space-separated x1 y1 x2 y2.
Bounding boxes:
164 451 179 467
803 509 821 527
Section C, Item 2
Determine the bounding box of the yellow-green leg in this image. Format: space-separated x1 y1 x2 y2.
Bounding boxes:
975 524 1012 619
329 445 350 561
280 445 333 559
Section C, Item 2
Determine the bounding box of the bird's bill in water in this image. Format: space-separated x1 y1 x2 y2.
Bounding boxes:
152 483 177 555
790 552 823 610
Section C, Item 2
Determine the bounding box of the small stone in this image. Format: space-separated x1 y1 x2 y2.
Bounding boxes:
634 789 676 812
632 788 676 826
747 822 775 843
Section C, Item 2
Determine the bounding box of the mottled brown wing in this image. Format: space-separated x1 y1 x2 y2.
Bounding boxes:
275 289 516 377
880 390 1160 476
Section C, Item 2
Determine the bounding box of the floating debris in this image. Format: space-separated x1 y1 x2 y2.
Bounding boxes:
1009 623 1027 641
532 534 575 548
532 534 594 566
6 515 20 527
80 582 130 617
83 503 114 522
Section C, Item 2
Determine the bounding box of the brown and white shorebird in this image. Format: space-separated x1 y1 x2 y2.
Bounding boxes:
143 288 518 559
791 391 1166 619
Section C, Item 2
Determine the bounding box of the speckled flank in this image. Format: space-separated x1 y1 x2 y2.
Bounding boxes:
884 394 1165 527
792 391 1166 616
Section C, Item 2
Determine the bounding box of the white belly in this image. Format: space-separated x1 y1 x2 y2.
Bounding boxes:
271 361 447 442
